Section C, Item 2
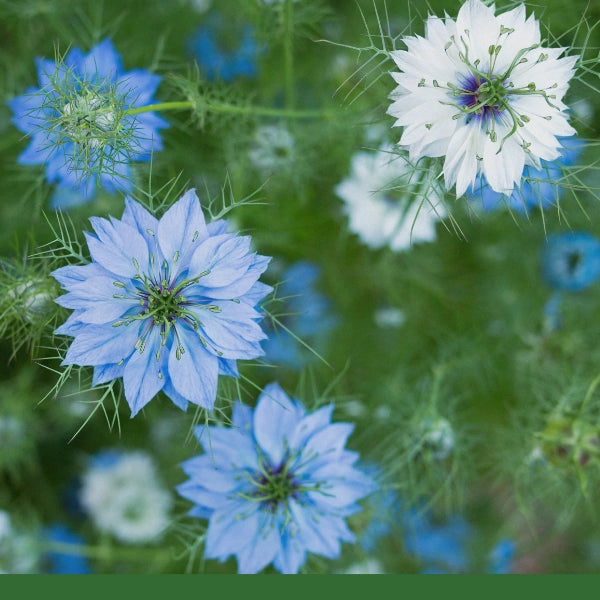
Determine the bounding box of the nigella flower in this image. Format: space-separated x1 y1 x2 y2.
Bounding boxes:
51 189 272 417
263 261 338 370
387 0 578 197
468 137 583 213
186 17 260 82
334 146 445 252
8 39 169 206
177 382 378 574
540 232 600 331
79 450 172 544
249 124 296 176
541 232 600 292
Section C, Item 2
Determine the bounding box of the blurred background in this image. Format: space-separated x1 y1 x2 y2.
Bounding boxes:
1 0 600 574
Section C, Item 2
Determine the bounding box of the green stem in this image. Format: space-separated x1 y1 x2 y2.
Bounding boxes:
125 100 336 120
283 0 295 109
41 540 174 563
125 101 195 116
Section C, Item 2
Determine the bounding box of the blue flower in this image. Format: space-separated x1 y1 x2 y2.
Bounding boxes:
8 38 169 205
541 232 600 292
468 138 583 213
403 508 472 573
43 524 91 574
488 538 516 574
177 382 378 574
51 190 272 417
186 18 260 82
263 261 338 370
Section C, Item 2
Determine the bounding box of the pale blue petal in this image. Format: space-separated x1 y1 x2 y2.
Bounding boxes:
18 131 56 166
80 39 123 81
121 196 159 240
204 501 260 561
117 70 162 106
288 405 335 450
52 263 112 288
288 500 341 558
8 87 48 134
123 329 166 417
84 217 150 279
167 325 219 409
218 357 239 377
162 379 190 411
92 363 125 386
62 321 140 366
188 234 254 289
188 300 266 359
157 189 209 264
253 382 304 466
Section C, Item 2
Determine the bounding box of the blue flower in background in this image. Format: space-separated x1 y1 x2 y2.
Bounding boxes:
468 137 583 213
541 232 600 292
540 232 600 330
8 39 169 206
177 382 378 574
186 16 260 82
403 508 471 573
263 261 338 370
488 538 516 574
43 524 91 574
51 190 272 416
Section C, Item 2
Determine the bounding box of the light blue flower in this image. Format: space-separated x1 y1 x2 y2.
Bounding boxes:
51 190 272 417
263 261 338 370
468 137 583 213
42 524 91 574
8 38 169 205
541 232 600 292
186 16 260 82
177 382 378 574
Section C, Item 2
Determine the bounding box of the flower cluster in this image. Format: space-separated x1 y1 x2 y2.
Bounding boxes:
177 382 378 574
52 190 272 417
9 39 169 206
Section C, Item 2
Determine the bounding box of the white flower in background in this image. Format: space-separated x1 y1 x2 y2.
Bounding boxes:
374 306 405 328
79 450 172 544
341 559 385 574
387 0 578 197
249 124 295 174
0 511 39 574
334 146 445 252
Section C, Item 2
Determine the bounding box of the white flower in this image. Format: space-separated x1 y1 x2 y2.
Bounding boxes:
341 559 385 574
374 306 405 328
249 124 295 174
0 512 39 574
387 0 578 197
79 451 172 544
334 146 445 252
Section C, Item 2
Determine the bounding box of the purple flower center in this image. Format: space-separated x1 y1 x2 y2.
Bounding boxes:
253 462 300 511
456 73 508 122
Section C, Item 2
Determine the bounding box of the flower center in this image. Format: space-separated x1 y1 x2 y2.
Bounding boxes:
253 464 299 509
61 91 116 149
142 281 186 328
456 73 507 121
